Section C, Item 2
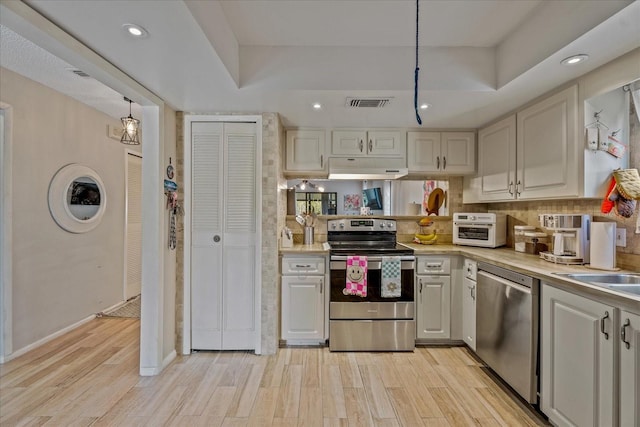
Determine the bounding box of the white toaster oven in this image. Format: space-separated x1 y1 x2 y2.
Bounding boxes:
453 213 507 248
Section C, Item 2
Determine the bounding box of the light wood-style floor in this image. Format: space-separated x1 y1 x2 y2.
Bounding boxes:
0 318 547 426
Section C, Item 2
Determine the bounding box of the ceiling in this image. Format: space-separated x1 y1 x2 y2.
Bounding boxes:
1 0 639 129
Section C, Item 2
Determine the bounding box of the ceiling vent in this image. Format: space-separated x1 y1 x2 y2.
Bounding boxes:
345 97 392 108
67 68 91 78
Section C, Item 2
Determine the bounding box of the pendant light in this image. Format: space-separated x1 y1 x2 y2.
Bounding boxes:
120 97 140 145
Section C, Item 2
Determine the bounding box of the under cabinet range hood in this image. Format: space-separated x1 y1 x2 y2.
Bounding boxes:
328 157 408 180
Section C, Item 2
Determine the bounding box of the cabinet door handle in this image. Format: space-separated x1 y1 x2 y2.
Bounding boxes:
508 181 514 195
295 264 312 268
419 278 423 293
369 139 373 152
359 139 364 152
443 156 446 170
516 180 522 196
471 285 475 300
621 318 631 349
320 279 323 294
436 156 440 169
320 154 323 168
601 311 610 340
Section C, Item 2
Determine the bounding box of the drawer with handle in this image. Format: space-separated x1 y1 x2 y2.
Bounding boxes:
416 256 451 275
282 256 326 275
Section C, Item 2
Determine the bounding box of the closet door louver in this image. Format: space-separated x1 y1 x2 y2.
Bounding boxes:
192 124 223 238
225 131 256 233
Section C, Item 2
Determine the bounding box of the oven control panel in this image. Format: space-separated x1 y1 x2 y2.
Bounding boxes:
327 218 396 232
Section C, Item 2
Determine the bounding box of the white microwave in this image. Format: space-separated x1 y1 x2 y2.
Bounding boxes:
453 213 507 248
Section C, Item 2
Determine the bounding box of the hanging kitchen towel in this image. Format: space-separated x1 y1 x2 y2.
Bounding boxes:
345 256 367 297
601 176 616 214
381 256 402 298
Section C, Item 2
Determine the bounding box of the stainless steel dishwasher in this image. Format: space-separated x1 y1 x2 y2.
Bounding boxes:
476 262 539 404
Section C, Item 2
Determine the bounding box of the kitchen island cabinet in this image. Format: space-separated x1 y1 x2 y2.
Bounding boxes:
541 283 615 427
280 255 327 344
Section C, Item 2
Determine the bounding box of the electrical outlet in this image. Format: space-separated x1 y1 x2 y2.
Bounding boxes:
616 228 626 247
636 220 640 234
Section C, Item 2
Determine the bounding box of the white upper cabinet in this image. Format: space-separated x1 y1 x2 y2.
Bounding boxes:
464 115 516 202
331 130 405 157
285 129 326 173
408 131 475 175
464 85 578 202
516 85 578 200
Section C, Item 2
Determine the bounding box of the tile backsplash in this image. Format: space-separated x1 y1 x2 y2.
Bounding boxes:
486 199 639 271
286 175 639 272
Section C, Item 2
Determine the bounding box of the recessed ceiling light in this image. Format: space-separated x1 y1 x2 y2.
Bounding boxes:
123 24 148 38
420 103 431 110
561 54 589 66
312 102 322 110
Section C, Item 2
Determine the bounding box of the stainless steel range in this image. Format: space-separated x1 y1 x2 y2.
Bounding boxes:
327 218 415 351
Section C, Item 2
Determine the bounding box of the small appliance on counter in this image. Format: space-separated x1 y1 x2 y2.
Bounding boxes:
453 213 506 248
538 214 591 264
590 222 617 270
514 225 549 255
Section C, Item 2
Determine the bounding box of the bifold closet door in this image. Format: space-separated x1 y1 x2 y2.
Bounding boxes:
190 122 257 350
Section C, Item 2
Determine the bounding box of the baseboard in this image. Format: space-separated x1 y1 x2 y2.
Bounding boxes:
415 339 465 347
2 313 96 363
163 349 177 368
280 339 328 348
139 349 177 376
96 299 128 316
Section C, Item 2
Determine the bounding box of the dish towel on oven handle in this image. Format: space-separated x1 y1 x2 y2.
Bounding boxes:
381 256 402 298
345 256 367 297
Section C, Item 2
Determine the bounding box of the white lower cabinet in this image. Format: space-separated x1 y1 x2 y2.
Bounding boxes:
541 284 615 427
281 256 326 343
461 276 476 350
416 256 451 340
620 310 640 427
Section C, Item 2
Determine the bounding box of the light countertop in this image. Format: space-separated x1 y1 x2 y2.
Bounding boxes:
280 243 640 312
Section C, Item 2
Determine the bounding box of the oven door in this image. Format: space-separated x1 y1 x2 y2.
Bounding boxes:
329 256 415 304
453 222 497 247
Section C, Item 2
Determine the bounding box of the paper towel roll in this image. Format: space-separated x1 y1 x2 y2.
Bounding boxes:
590 222 616 270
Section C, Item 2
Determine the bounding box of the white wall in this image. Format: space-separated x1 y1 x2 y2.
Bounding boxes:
0 67 140 353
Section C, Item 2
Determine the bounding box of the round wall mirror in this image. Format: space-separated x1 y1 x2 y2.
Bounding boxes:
49 164 107 233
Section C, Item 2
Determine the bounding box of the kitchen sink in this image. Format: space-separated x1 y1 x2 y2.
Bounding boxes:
556 273 640 296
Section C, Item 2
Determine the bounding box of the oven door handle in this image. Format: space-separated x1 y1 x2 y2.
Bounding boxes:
330 255 415 262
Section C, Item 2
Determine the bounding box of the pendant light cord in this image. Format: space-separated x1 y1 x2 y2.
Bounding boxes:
414 0 422 125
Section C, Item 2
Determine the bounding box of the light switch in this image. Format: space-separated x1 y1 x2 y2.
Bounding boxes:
616 228 626 247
